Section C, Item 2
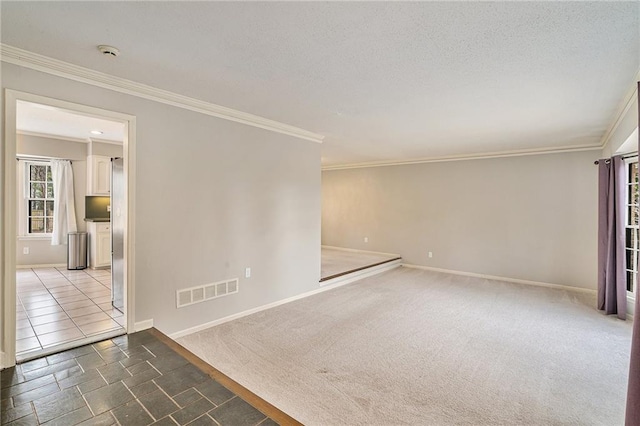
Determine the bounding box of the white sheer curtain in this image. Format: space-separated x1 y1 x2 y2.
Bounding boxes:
50 159 78 245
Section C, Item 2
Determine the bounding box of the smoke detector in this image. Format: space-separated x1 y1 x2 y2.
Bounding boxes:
97 45 120 57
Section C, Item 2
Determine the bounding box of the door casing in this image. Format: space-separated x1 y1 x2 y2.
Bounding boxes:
2 89 137 367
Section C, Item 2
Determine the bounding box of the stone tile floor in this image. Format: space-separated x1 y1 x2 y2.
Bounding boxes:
1 330 279 425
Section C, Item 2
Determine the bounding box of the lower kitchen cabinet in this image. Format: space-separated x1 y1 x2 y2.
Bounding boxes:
87 221 111 268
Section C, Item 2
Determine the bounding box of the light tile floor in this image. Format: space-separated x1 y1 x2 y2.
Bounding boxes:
16 267 125 359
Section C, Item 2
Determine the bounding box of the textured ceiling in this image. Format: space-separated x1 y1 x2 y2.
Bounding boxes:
1 2 638 166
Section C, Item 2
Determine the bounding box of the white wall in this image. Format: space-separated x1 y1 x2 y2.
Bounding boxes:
1 63 321 338
18 134 87 159
322 150 599 290
16 134 88 266
90 141 123 158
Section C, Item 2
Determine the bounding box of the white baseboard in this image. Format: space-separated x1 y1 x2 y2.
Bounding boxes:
135 319 154 332
402 263 597 294
628 297 636 321
171 261 401 340
16 263 66 269
321 245 400 257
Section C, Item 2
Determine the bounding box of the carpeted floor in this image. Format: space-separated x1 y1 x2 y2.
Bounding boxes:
320 247 400 280
178 267 633 425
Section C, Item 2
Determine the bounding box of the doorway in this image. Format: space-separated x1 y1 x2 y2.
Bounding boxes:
2 90 136 367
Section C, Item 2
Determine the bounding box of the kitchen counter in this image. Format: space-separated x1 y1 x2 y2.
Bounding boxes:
84 218 110 222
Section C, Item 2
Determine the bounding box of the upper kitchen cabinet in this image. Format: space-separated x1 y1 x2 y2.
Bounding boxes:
87 155 111 195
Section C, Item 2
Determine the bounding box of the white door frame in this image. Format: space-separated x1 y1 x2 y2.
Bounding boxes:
2 89 136 368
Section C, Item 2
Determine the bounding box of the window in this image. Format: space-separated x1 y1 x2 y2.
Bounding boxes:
25 161 54 234
625 159 638 297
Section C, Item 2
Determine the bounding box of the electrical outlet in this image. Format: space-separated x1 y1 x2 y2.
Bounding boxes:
245 267 251 278
23 247 30 255
428 252 433 258
364 237 369 243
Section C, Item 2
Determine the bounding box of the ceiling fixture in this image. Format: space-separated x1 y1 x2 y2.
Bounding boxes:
97 45 120 57
90 130 103 135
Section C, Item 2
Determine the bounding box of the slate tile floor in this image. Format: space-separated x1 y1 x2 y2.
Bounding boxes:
1 330 280 425
16 268 124 359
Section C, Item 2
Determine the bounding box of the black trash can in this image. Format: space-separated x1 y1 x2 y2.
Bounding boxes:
67 232 87 270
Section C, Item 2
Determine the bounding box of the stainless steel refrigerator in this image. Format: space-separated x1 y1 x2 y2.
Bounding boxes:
111 157 125 313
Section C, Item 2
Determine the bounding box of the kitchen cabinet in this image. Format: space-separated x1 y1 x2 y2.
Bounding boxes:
88 221 111 269
87 155 111 195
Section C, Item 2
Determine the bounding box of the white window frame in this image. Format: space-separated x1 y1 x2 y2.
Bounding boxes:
17 160 54 239
624 156 638 301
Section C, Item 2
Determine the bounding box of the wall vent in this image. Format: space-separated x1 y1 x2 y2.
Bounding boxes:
176 278 239 308
177 289 192 307
192 287 204 303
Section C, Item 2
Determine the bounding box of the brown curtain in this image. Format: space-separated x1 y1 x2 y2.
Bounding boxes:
597 155 627 319
627 82 640 426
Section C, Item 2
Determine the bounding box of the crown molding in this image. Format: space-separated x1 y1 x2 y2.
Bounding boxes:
321 143 602 171
1 44 324 144
599 68 640 151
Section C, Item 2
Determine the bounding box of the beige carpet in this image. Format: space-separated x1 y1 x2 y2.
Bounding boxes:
178 267 632 425
321 247 400 280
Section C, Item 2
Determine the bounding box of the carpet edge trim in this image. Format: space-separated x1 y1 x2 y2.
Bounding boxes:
147 328 303 426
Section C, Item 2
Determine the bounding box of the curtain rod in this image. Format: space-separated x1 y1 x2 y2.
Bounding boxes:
17 156 72 164
594 152 638 165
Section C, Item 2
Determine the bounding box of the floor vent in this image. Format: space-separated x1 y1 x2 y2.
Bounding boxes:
176 278 239 308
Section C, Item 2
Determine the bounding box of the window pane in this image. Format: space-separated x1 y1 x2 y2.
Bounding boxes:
626 228 635 249
632 163 639 184
629 271 636 293
46 201 54 216
46 167 52 182
30 165 47 182
45 218 53 234
29 217 44 233
30 183 45 198
29 200 44 216
629 205 638 227
47 183 54 198
629 185 639 208
626 249 634 269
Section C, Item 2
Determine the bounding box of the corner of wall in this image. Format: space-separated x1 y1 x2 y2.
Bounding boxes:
601 80 639 156
134 319 154 332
